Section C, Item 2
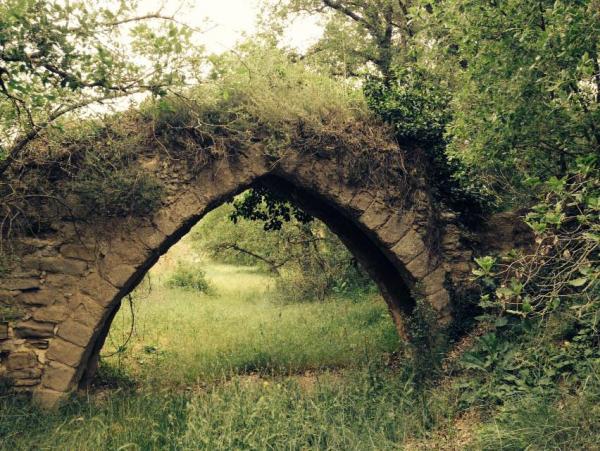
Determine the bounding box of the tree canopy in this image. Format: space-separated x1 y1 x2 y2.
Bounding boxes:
0 0 202 175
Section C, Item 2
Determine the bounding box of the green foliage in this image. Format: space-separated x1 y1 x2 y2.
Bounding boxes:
267 0 418 79
364 64 494 219
271 0 599 208
405 298 447 382
438 0 600 202
364 66 451 146
0 305 23 322
473 159 599 319
0 375 13 397
0 114 165 238
475 373 600 450
0 365 460 451
462 160 599 409
230 186 312 232
104 262 398 385
457 303 599 404
166 263 213 294
149 43 370 156
193 196 373 302
70 167 162 218
0 0 201 171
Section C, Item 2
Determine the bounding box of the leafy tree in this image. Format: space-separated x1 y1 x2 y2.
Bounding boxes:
265 1 491 218
436 0 600 202
0 0 202 176
230 186 312 232
267 0 418 80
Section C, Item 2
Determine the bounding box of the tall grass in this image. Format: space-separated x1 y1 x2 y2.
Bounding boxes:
1 242 598 449
0 366 465 451
103 263 399 387
0 262 462 450
474 365 600 450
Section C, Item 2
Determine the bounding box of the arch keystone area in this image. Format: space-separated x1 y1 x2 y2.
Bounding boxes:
0 108 529 408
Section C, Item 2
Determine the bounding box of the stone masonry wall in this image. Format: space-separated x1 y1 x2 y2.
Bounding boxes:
0 142 485 407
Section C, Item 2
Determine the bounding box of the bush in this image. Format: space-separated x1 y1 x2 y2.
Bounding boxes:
273 260 373 304
455 157 599 417
472 157 599 320
70 168 163 218
166 263 213 294
475 372 600 450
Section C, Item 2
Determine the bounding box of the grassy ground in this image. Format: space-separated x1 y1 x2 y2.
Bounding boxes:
102 263 399 388
0 238 598 450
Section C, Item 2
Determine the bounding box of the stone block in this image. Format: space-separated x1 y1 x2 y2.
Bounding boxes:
391 229 427 263
103 264 136 288
38 257 88 276
18 289 55 306
8 367 42 379
69 296 106 328
349 191 374 215
112 239 150 266
359 201 391 231
14 320 55 338
6 351 38 370
152 209 180 236
42 361 77 392
377 213 413 247
57 319 94 347
80 273 118 308
421 267 447 296
13 378 41 387
21 255 43 270
0 289 17 303
427 290 450 313
136 225 167 250
33 388 67 409
405 251 434 279
46 337 85 367
59 244 96 262
0 322 8 340
0 278 40 291
32 304 68 323
28 339 49 350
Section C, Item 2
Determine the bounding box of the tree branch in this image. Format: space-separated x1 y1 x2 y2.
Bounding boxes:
213 242 290 275
0 88 150 177
322 0 366 24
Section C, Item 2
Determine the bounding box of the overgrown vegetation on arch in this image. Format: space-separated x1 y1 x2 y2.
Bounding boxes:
0 44 406 246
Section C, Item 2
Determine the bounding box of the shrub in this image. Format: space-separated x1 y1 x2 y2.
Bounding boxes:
457 157 599 411
273 259 373 304
472 157 599 320
166 263 213 294
70 168 163 218
475 371 600 450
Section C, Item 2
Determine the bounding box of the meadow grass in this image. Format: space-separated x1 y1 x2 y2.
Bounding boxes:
103 262 399 388
1 247 598 449
0 262 458 450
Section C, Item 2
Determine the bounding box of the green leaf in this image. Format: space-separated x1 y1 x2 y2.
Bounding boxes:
494 317 509 328
568 277 588 287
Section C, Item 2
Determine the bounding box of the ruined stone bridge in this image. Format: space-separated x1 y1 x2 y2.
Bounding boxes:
0 111 529 407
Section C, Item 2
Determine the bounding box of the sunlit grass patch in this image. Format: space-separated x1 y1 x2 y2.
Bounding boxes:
102 263 399 388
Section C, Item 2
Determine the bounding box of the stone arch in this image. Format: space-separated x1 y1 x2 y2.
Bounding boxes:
0 127 481 407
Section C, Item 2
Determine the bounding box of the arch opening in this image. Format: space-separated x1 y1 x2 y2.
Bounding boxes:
81 180 414 388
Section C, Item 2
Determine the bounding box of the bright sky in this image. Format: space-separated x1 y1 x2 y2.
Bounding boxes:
137 0 324 54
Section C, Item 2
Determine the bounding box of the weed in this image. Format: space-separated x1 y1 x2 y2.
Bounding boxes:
165 262 213 294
